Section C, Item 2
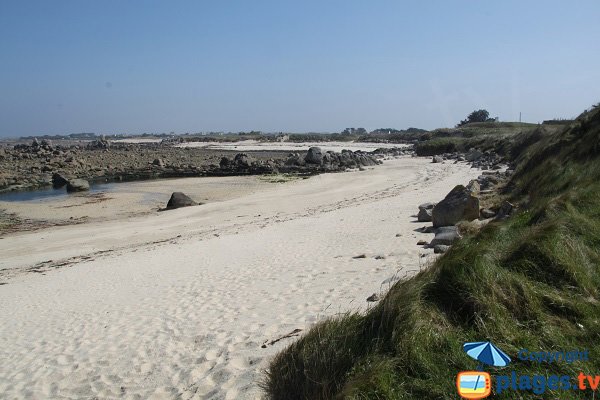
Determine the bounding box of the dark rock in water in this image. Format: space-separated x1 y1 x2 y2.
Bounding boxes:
430 226 462 246
434 244 451 254
166 192 198 210
305 147 323 164
153 158 164 167
432 185 480 227
66 179 90 192
52 172 69 188
417 240 428 246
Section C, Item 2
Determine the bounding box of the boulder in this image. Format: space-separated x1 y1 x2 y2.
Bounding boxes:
466 179 480 195
417 203 435 222
432 185 480 227
166 192 198 210
305 147 323 164
430 226 462 246
52 172 69 188
66 179 90 192
432 155 443 163
153 158 164 167
434 245 451 254
495 201 515 220
466 148 483 162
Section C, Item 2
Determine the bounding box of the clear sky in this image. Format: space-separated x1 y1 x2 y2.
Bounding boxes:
1 1 599 137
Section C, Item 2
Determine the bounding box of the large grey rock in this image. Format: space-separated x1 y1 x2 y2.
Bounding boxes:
432 185 480 227
432 155 443 163
430 226 462 246
52 172 69 188
66 179 90 192
305 147 323 164
417 203 435 222
166 192 198 210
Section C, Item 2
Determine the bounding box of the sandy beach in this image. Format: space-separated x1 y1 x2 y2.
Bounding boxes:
0 157 479 399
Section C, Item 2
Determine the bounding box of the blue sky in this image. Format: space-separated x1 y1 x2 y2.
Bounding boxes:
0 1 599 137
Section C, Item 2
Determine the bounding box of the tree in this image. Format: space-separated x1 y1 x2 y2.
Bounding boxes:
457 109 497 126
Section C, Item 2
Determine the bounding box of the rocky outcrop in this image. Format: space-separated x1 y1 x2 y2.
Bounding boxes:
166 192 198 210
217 153 276 175
0 140 410 192
432 185 480 227
66 179 90 192
281 149 382 173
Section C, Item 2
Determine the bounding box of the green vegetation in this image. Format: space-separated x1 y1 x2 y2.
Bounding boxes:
457 109 497 126
414 137 464 156
263 105 600 399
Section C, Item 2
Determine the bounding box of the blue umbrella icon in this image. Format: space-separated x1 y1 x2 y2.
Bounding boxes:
463 341 511 367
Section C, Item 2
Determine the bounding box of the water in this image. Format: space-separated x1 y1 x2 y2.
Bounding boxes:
0 182 119 202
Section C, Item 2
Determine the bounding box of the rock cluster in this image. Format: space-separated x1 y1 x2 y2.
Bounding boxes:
415 168 517 254
430 148 506 170
280 147 382 172
214 147 409 176
86 135 110 150
0 140 410 193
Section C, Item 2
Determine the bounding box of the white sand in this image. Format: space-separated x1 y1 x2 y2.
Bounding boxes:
174 140 409 152
0 157 479 399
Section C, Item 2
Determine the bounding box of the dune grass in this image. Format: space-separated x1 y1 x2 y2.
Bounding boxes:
263 105 600 399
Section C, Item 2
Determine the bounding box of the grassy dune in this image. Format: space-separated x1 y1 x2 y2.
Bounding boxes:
263 105 600 399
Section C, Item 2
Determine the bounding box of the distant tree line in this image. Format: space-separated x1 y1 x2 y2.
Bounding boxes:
457 109 497 127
